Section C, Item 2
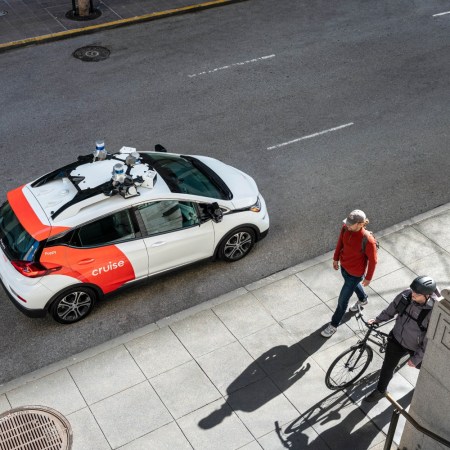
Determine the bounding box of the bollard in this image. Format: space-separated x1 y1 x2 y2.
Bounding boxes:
66 0 101 20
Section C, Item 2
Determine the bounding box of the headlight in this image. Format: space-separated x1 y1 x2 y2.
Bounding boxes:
249 196 261 213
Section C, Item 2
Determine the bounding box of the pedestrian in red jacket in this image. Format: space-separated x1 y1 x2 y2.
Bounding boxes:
321 209 378 338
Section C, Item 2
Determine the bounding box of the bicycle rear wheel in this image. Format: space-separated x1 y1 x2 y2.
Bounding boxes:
325 345 373 390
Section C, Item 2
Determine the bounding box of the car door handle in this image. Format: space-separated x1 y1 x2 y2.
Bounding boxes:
150 241 166 247
77 258 95 265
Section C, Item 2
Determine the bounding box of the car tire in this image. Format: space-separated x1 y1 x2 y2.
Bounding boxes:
50 286 96 324
218 227 256 262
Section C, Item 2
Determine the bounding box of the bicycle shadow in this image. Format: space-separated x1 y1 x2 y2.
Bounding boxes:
198 328 329 430
275 375 414 449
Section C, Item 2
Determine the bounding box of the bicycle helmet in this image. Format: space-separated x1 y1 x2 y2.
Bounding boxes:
410 276 436 296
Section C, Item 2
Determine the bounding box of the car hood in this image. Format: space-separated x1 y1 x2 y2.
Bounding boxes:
193 155 259 209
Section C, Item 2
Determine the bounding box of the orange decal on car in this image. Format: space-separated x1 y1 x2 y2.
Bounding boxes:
7 186 70 241
41 245 136 294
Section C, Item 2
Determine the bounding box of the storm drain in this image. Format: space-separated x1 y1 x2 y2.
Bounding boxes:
0 406 72 450
73 45 110 62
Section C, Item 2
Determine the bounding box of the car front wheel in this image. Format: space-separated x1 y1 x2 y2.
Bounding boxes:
219 228 256 262
50 287 96 324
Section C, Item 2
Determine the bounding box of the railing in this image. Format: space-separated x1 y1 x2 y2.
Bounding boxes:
384 392 450 449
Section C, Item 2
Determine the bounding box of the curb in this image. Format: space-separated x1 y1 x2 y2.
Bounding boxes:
0 0 247 53
1 201 449 395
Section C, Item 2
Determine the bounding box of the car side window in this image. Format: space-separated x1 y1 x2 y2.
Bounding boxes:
136 200 199 236
74 210 135 247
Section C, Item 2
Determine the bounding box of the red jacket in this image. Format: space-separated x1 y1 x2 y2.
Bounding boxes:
333 225 378 280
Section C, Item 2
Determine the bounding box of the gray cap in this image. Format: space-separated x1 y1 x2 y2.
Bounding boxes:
344 209 366 226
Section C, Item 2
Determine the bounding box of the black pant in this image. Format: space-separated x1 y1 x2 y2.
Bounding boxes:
377 333 417 393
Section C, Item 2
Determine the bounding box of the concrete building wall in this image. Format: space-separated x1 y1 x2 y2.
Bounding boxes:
399 289 450 450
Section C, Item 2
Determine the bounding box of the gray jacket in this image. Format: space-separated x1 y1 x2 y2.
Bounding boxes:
375 288 440 366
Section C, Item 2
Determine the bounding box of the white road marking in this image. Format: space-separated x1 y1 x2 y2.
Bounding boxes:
432 11 450 16
188 54 275 78
267 123 354 150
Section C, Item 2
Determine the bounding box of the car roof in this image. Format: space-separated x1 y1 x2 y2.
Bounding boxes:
22 148 187 233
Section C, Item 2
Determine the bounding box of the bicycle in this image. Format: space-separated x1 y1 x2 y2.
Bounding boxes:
325 306 396 390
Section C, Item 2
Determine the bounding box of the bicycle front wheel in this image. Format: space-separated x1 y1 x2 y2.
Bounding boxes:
325 345 373 390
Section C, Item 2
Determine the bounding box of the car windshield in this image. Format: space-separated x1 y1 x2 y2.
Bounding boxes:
0 201 40 261
141 153 232 200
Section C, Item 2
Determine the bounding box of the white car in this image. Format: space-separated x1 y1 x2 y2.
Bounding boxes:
0 145 269 324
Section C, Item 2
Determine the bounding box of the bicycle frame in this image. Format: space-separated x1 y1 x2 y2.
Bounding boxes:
354 308 395 353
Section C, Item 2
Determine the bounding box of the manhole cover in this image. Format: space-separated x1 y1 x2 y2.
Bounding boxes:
0 10 8 16
73 45 110 62
0 406 72 450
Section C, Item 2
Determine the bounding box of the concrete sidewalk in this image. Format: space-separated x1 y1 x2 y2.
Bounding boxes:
0 0 245 50
1 203 450 449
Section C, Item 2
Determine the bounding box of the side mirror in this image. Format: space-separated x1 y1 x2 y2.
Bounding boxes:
154 144 167 152
207 202 223 223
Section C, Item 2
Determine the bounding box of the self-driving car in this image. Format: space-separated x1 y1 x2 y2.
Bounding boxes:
0 144 269 324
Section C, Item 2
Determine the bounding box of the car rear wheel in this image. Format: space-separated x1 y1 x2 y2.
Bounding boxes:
50 287 96 324
219 228 256 262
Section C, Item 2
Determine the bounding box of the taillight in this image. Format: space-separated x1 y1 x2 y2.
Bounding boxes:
11 261 61 278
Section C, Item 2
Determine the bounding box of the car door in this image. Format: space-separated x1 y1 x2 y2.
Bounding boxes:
136 200 215 275
65 209 149 294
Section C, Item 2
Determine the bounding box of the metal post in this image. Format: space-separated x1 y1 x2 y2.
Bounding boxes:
384 409 400 450
66 0 101 20
385 391 450 448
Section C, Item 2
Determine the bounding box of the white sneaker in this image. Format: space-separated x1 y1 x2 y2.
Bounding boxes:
321 324 337 338
350 298 368 312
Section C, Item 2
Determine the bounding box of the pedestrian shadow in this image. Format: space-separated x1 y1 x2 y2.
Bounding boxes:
275 373 414 449
198 328 329 430
336 308 358 327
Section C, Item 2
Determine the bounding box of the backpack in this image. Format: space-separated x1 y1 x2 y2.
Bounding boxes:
395 293 433 332
361 230 379 254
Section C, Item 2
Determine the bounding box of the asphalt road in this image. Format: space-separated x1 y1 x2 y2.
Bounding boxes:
1 0 449 384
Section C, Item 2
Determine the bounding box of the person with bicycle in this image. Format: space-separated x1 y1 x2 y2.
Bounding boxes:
364 275 441 402
321 209 378 338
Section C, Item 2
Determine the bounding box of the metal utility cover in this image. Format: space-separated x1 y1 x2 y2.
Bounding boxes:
73 46 110 62
0 406 72 450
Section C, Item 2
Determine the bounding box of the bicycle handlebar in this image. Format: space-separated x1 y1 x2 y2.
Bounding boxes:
355 304 396 329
